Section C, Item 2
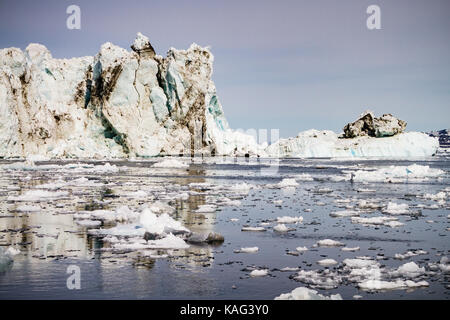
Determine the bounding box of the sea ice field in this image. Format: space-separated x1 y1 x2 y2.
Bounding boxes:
0 154 449 299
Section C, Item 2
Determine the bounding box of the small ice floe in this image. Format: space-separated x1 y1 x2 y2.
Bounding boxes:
351 216 403 228
274 287 342 300
358 279 429 291
229 182 253 194
140 208 189 235
348 164 444 183
221 198 241 207
296 246 308 253
114 233 190 250
383 202 409 215
357 199 382 210
76 220 102 227
356 188 376 193
241 226 266 232
273 224 293 232
279 267 300 272
195 204 217 213
313 188 333 194
317 258 338 266
276 178 299 188
392 262 425 278
315 239 345 247
75 206 138 223
294 269 342 289
235 247 259 253
330 210 360 218
15 204 41 212
276 216 303 224
341 246 360 252
8 190 69 201
273 200 283 206
250 269 268 277
230 218 239 222
294 173 314 182
353 295 363 299
152 158 188 168
422 191 447 201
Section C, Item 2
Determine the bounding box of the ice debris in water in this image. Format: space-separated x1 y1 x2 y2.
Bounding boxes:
7 190 69 201
276 178 299 188
152 159 189 168
317 259 338 266
315 239 345 247
236 247 259 253
276 216 303 224
358 279 429 291
274 287 343 300
347 164 444 183
250 269 268 277
383 202 409 215
139 208 189 235
273 224 290 232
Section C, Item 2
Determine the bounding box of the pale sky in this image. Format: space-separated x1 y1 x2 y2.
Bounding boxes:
1 0 449 137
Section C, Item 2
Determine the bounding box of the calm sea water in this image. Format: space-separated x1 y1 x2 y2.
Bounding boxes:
0 155 448 299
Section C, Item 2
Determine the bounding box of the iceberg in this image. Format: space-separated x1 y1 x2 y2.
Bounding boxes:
265 129 439 158
0 33 439 159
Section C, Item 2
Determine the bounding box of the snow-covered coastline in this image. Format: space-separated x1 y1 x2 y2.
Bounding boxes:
0 33 439 159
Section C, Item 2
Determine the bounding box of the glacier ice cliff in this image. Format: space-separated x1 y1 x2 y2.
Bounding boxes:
0 33 261 158
0 33 440 159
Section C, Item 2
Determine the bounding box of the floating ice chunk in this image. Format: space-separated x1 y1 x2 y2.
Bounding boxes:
277 216 303 224
229 182 253 194
351 216 399 227
279 267 300 272
394 250 428 260
383 202 409 215
250 269 268 277
145 233 189 249
316 239 345 247
8 190 69 201
341 247 360 252
294 173 314 181
350 164 444 183
384 221 404 228
230 218 239 222
394 262 425 278
237 247 259 253
152 159 188 168
296 246 308 252
423 192 447 201
76 220 102 227
266 130 438 158
242 226 266 232
358 279 429 291
276 178 299 188
317 258 338 266
330 210 360 218
343 258 378 269
195 204 217 213
139 208 189 235
15 204 41 212
273 200 283 206
275 287 342 300
273 224 289 232
294 269 342 289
